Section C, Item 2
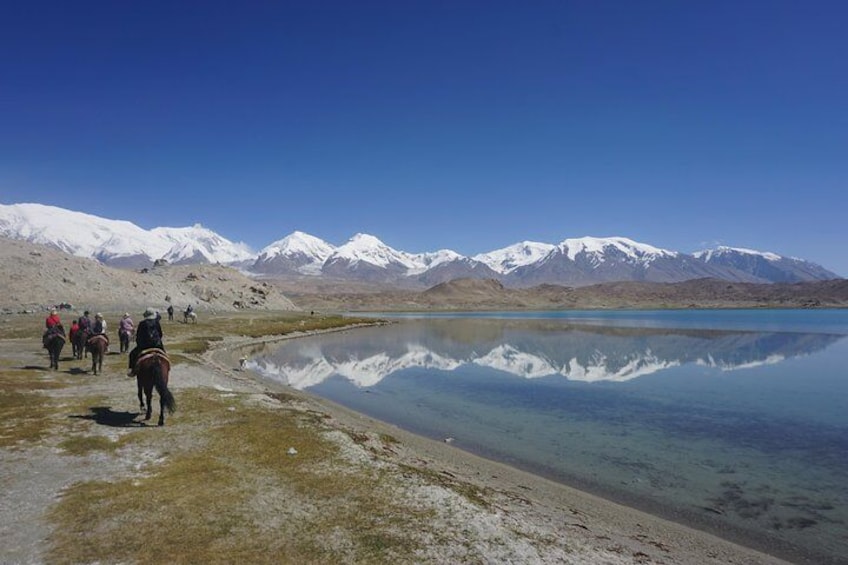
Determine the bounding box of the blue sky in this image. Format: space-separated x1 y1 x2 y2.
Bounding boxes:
2 1 846 275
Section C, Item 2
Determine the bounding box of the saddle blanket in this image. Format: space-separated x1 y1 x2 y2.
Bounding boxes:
136 348 171 372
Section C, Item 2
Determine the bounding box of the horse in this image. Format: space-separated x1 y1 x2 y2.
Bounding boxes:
86 334 108 375
44 328 66 371
184 310 197 324
119 327 132 353
134 349 177 426
69 325 80 358
73 328 90 360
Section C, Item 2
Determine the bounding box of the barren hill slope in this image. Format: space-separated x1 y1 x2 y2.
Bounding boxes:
281 276 848 312
0 237 297 313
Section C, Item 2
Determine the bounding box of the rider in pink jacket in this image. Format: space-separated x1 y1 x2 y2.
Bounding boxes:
119 313 134 336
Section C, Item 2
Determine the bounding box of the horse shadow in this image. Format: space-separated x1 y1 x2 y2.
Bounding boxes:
70 406 146 428
22 365 49 371
67 367 88 375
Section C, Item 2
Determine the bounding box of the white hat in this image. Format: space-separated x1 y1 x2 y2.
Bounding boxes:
143 308 157 320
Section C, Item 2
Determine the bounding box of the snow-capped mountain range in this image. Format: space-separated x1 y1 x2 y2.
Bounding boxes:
0 202 840 287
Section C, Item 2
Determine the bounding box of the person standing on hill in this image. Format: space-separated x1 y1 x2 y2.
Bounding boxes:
167 304 174 321
127 308 165 376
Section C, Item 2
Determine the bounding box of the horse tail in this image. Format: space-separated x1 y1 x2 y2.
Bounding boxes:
153 359 177 414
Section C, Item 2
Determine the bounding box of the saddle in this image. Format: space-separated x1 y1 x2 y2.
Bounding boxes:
135 348 171 373
42 325 65 347
87 333 109 345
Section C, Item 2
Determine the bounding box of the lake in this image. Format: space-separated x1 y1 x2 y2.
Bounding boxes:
247 310 848 564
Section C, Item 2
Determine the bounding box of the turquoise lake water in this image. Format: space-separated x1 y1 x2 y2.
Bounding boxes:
248 310 848 564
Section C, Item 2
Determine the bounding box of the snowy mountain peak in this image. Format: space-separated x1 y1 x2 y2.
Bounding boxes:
0 202 252 266
557 236 677 262
258 231 335 260
694 246 782 263
473 241 557 274
331 233 417 269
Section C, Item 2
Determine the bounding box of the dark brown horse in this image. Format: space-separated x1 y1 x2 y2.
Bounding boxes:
44 328 66 371
119 327 132 353
86 334 108 375
135 349 176 426
73 328 90 360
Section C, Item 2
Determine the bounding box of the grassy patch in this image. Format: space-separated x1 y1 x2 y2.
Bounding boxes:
58 435 122 455
47 389 432 564
0 371 69 448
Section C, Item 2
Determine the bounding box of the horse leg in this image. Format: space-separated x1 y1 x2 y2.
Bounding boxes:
158 393 165 426
137 378 145 411
145 383 153 421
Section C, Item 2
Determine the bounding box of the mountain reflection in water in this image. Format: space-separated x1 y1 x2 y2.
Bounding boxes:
248 319 843 388
248 316 848 565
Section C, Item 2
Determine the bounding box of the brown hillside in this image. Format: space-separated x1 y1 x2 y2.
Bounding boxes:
279 276 848 312
0 237 297 313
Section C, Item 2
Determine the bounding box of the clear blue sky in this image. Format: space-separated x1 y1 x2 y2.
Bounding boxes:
2 1 846 275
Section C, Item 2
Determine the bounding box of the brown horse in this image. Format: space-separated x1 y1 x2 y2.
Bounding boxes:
86 334 108 375
73 328 90 360
44 329 66 371
135 349 176 426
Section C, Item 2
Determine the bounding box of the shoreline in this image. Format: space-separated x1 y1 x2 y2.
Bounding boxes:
205 328 799 565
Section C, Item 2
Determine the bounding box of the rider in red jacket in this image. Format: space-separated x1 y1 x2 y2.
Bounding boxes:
45 309 61 329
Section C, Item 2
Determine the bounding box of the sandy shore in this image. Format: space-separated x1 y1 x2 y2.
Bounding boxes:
204 330 792 565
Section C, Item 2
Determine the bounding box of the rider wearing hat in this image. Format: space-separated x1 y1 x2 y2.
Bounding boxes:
92 313 107 335
127 308 165 376
91 312 109 350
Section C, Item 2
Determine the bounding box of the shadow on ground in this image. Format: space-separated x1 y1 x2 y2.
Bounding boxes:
70 406 143 427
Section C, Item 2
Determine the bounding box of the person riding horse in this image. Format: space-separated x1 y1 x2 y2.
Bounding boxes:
119 312 134 353
77 310 92 333
43 322 66 370
43 309 61 348
89 312 109 351
45 308 61 329
127 308 164 376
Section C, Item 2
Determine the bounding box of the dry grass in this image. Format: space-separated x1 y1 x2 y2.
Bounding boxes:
46 389 433 564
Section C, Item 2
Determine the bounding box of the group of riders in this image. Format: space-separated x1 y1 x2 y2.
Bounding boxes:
42 304 194 375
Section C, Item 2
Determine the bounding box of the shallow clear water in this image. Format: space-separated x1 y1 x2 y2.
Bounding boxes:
249 310 848 564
